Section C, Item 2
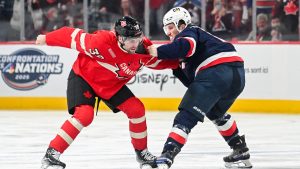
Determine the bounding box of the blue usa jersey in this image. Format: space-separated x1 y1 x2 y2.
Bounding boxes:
157 25 243 84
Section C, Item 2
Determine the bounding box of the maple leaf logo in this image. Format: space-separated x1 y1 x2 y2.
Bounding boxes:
83 91 92 99
284 1 299 15
115 60 144 79
121 21 127 27
115 64 129 79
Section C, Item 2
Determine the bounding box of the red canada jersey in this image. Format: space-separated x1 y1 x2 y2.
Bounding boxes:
46 27 178 99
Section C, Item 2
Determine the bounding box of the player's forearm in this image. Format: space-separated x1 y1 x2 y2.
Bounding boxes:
157 39 190 60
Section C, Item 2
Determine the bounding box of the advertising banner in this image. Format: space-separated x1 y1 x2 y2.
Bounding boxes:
1 44 300 100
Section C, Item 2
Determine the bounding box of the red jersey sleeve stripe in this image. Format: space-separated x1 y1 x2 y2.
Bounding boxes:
198 56 244 71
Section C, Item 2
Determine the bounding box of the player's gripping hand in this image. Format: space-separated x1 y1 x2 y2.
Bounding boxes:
147 45 158 57
35 35 46 45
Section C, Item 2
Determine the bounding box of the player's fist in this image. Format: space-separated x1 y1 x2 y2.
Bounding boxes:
35 35 46 45
148 45 158 57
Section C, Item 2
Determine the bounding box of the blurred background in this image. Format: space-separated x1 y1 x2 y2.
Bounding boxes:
1 2 300 168
0 0 299 42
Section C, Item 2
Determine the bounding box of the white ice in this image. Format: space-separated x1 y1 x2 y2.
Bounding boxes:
0 111 300 169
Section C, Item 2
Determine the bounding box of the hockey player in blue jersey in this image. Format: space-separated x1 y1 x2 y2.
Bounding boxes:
147 7 252 169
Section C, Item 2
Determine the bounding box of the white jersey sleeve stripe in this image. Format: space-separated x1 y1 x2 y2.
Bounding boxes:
80 33 93 58
80 33 86 51
70 28 81 49
195 51 240 75
96 61 119 76
146 59 162 68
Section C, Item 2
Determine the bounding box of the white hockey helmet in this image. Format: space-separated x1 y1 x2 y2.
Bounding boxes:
163 7 192 34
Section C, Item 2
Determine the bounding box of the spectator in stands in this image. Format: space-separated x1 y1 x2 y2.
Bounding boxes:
209 0 233 39
99 0 121 15
270 17 286 41
99 0 121 20
283 0 299 39
246 13 271 41
120 0 133 16
272 0 298 40
272 0 285 19
229 0 252 40
132 0 145 22
231 0 250 32
149 0 173 39
44 7 64 31
231 0 243 33
30 0 44 31
64 0 84 28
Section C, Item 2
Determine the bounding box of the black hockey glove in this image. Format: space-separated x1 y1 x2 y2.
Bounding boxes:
172 68 191 87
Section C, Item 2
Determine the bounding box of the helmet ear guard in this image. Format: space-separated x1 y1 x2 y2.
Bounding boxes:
163 7 192 34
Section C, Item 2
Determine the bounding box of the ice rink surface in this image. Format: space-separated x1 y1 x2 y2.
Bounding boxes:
0 111 299 169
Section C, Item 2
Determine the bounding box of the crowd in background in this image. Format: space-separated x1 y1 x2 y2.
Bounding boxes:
0 0 299 41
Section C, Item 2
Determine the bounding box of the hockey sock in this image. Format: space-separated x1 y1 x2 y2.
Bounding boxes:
165 110 197 149
49 105 94 153
117 97 147 150
157 124 190 167
213 113 239 144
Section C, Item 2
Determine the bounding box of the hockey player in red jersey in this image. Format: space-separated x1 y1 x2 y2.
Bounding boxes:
36 16 179 169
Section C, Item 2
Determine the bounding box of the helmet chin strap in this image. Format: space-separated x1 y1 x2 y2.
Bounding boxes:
117 36 127 51
119 41 127 51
